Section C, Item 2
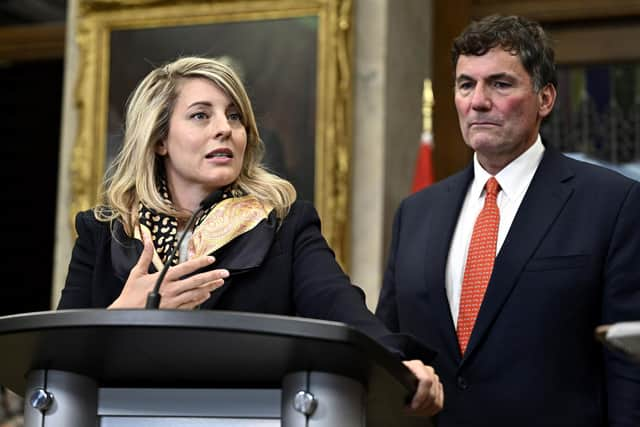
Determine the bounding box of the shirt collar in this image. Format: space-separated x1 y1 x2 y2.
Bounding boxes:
471 135 545 200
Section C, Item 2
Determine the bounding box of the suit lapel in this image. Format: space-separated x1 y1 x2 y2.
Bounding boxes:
200 214 279 309
425 166 474 361
110 221 146 282
463 149 575 359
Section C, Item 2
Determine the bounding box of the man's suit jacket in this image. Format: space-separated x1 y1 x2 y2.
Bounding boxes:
58 200 432 361
376 147 640 426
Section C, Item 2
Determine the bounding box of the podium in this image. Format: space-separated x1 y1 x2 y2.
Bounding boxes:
0 309 433 426
597 321 640 361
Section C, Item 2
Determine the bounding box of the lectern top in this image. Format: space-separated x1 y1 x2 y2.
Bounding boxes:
0 309 417 398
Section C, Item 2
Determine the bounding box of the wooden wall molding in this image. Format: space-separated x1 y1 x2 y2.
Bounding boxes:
0 24 65 62
551 24 640 63
432 0 473 181
472 0 640 22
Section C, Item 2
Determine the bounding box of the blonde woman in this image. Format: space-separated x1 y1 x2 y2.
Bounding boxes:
59 57 443 415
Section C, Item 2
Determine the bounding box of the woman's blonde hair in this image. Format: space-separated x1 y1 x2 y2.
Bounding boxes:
96 56 296 234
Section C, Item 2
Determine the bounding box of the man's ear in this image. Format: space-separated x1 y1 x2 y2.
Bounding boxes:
538 83 557 119
155 140 167 156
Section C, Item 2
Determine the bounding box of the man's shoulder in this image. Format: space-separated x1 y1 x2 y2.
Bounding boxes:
403 168 471 206
553 151 638 188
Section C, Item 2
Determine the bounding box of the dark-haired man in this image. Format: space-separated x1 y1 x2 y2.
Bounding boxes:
377 15 640 426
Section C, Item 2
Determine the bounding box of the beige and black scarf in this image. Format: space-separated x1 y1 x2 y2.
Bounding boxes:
137 181 273 271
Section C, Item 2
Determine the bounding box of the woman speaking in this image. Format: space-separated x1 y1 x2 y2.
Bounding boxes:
58 56 443 415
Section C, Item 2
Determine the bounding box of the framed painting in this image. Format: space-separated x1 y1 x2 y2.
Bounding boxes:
72 0 354 267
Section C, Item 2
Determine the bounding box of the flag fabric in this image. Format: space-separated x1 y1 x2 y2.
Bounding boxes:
411 131 434 193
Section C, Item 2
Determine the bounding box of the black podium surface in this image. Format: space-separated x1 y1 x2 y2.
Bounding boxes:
0 309 429 426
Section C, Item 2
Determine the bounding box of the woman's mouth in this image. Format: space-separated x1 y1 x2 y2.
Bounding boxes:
206 148 233 159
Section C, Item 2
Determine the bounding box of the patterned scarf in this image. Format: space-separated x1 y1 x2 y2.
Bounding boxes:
138 180 272 266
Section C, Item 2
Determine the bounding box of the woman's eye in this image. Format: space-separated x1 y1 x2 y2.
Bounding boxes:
228 112 242 121
191 112 208 120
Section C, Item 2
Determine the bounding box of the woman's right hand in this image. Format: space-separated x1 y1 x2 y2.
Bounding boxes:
403 360 444 416
108 230 229 309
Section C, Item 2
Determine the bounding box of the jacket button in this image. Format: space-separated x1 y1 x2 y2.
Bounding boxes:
457 376 468 390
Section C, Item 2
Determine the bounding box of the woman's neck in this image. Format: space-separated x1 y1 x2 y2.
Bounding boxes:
168 182 211 214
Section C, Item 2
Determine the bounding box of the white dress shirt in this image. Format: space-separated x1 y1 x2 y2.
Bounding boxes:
445 136 545 326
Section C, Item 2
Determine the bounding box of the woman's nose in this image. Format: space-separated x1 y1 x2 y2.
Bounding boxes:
211 115 232 140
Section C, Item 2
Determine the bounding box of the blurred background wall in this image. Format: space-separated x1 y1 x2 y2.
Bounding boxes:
0 0 638 317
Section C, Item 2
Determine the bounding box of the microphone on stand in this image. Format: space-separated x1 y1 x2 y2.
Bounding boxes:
145 190 224 309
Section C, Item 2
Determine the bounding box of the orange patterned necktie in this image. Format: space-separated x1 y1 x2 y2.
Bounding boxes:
457 177 501 355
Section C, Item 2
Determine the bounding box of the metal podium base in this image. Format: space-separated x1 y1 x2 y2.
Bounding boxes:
22 370 366 427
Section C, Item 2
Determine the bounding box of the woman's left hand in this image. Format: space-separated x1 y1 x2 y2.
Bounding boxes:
403 360 444 416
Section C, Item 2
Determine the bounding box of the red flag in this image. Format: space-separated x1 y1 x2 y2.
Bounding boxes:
411 131 434 192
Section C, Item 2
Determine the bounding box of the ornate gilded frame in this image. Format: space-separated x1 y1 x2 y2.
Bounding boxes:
72 0 353 267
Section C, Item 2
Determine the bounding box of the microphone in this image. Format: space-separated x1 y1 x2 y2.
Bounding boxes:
145 190 224 309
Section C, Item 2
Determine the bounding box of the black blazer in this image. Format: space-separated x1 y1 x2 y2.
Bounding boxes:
59 200 433 360
376 148 640 426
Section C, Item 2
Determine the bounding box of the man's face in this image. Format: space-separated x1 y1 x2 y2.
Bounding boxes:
454 47 555 173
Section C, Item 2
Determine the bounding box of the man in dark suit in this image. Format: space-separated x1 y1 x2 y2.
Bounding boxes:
376 14 640 426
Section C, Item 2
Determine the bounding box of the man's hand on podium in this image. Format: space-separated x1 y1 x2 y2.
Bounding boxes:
403 360 444 416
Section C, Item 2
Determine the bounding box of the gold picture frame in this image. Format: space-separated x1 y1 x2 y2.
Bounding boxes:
72 0 353 267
